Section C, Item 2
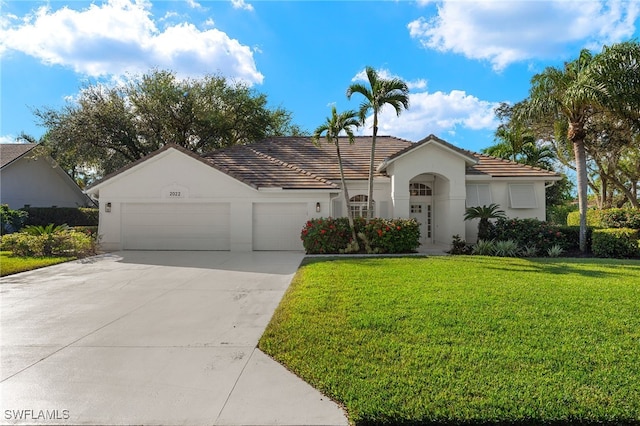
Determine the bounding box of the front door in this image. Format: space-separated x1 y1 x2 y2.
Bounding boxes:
410 202 432 245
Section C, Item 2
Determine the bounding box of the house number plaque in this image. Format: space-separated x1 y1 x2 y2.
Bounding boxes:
162 184 188 199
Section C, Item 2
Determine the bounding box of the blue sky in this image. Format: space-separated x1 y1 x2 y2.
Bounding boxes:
1 0 639 153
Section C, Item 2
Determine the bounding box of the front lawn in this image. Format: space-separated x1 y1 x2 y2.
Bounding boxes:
259 256 640 425
0 251 75 277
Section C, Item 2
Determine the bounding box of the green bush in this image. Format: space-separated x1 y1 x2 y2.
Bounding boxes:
591 228 640 259
490 218 566 256
556 225 592 253
300 217 420 254
301 217 352 254
22 207 98 227
1 228 97 258
546 203 577 225
566 209 604 228
0 204 28 234
599 208 640 229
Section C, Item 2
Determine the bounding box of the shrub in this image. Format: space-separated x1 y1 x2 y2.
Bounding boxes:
490 218 566 256
521 245 538 257
493 239 520 257
547 244 564 258
556 226 592 253
599 208 640 229
546 203 577 225
449 234 472 255
0 204 28 234
566 209 604 228
22 207 98 227
472 240 496 256
301 217 352 254
355 218 421 254
0 228 97 257
591 228 640 259
300 217 421 254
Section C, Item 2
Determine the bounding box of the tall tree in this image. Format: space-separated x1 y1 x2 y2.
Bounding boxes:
312 106 361 248
35 70 305 179
518 43 640 252
347 67 409 219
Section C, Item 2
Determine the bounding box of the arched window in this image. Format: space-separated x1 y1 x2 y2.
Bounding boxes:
409 182 432 196
350 195 374 218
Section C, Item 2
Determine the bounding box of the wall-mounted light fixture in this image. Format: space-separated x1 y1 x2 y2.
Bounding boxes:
315 202 321 213
105 202 112 213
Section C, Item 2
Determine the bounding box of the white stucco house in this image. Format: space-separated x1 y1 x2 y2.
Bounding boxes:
86 134 561 252
0 143 94 209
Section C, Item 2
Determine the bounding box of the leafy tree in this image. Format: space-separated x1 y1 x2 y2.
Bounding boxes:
34 69 305 179
464 203 506 241
518 43 640 252
313 106 361 249
347 67 409 219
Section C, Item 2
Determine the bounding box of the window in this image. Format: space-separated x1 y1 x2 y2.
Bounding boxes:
409 183 432 196
509 184 537 208
466 184 492 207
350 194 374 218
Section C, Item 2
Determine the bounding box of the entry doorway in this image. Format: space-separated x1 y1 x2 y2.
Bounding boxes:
410 202 432 245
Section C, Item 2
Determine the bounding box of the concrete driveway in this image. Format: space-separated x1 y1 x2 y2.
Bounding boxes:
0 251 348 425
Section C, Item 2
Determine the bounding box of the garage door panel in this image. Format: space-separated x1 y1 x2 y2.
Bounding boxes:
253 203 307 251
122 203 230 250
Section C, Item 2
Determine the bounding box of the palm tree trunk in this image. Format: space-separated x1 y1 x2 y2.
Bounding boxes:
573 136 589 252
367 113 378 220
336 140 358 245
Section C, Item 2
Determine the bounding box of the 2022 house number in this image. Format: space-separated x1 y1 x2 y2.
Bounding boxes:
169 191 181 197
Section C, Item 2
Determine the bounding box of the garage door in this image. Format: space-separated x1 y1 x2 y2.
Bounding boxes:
253 203 307 251
122 203 230 250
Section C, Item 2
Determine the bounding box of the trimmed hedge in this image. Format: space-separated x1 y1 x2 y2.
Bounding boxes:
0 229 97 257
567 208 640 229
301 217 420 254
489 217 567 256
566 209 605 228
22 207 98 227
591 228 640 258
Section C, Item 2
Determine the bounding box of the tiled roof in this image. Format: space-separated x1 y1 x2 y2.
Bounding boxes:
465 152 560 178
0 143 37 168
203 136 411 188
89 136 561 192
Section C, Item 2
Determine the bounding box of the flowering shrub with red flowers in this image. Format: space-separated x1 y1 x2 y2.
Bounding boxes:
301 217 421 254
489 217 568 256
301 217 352 254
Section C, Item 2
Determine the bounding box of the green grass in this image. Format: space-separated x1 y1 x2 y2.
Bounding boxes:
259 256 640 425
0 251 75 276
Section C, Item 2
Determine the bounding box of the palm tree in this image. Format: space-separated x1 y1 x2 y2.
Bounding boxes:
313 106 361 247
347 67 409 219
463 203 506 241
521 43 640 252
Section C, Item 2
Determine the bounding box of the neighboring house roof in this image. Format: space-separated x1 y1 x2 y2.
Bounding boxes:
89 136 562 192
0 143 37 169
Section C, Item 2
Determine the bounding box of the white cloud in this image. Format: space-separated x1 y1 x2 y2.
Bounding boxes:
0 135 19 144
351 67 427 91
231 0 254 12
357 90 499 141
0 0 263 84
185 0 204 10
408 0 639 71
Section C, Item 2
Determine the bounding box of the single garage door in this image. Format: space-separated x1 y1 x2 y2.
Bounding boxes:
122 203 230 250
253 203 307 251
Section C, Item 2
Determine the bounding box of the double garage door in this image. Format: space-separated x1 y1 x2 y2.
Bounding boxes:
121 202 307 251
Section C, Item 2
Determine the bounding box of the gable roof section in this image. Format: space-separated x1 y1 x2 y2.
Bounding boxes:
0 143 37 168
377 134 477 172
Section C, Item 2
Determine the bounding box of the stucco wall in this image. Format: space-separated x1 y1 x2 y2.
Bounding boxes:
386 142 468 244
464 179 548 243
0 156 91 209
92 149 331 251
